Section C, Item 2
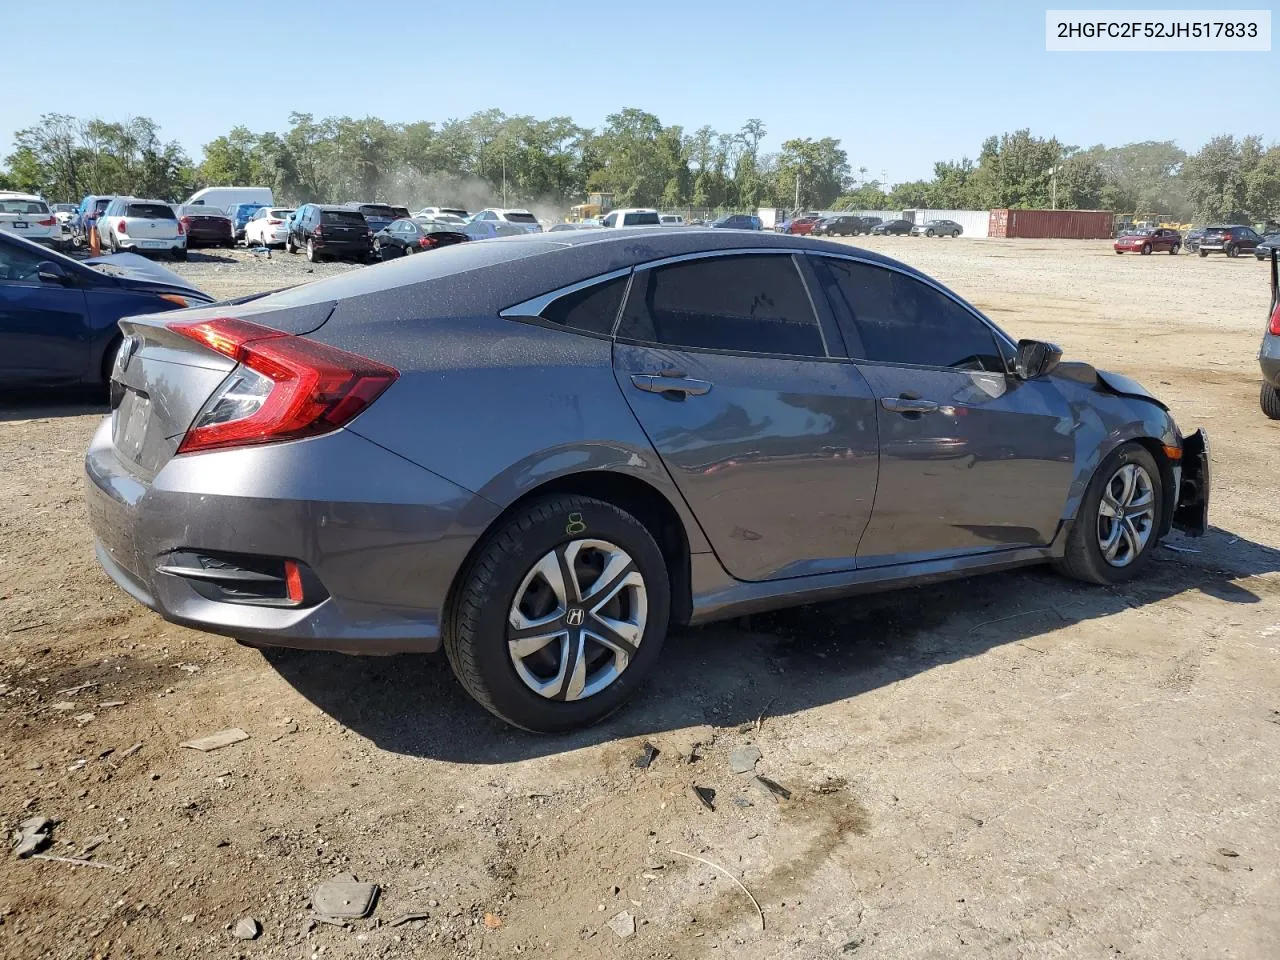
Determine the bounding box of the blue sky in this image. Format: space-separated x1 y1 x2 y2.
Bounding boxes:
1 0 1273 183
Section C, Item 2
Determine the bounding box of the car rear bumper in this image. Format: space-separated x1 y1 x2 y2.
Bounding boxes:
84 417 499 654
118 237 185 251
314 239 372 256
1172 429 1210 536
1261 347 1280 387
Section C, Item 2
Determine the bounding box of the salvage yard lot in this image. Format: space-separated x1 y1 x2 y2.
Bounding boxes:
2 237 1278 960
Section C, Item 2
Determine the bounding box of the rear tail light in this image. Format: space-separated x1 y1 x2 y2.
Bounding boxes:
1269 302 1280 336
117 219 128 234
176 220 185 236
267 218 282 225
38 216 56 227
313 225 323 236
419 236 437 248
169 317 399 454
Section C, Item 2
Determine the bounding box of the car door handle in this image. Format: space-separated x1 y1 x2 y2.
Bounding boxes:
881 395 939 415
631 374 713 397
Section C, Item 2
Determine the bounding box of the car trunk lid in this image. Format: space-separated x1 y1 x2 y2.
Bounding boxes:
320 211 368 242
109 300 336 476
122 203 181 241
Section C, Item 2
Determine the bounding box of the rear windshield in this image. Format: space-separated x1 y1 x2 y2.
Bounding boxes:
390 207 410 219
0 198 50 214
269 209 294 218
1204 227 1230 235
357 205 398 218
503 212 538 224
441 208 467 218
93 199 111 213
322 211 367 226
180 206 225 217
623 212 661 226
126 203 175 219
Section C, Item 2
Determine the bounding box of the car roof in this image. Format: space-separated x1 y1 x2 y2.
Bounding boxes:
0 191 44 201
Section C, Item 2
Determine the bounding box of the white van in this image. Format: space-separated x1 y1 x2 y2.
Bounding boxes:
183 186 273 213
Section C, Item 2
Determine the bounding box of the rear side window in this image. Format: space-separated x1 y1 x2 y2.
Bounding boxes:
816 258 1003 372
539 275 628 336
618 254 825 358
322 211 367 226
504 212 538 224
358 205 397 218
622 212 660 226
126 203 175 219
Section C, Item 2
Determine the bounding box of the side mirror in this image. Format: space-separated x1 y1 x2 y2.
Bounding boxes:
36 261 71 285
1015 339 1063 380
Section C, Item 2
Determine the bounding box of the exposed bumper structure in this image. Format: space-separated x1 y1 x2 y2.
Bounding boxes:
1172 429 1210 537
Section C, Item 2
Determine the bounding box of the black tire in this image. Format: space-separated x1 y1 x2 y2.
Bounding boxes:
1262 382 1280 420
1170 244 1180 255
286 235 297 254
1055 443 1163 585
1115 249 1124 254
306 238 320 263
1226 243 1237 258
950 229 960 238
1199 248 1208 257
107 233 118 254
100 336 122 386
925 228 935 237
1140 243 1152 255
444 494 671 733
171 248 187 262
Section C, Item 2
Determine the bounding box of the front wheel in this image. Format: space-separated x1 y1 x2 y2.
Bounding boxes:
1055 443 1163 585
1262 382 1280 420
1226 244 1238 258
950 229 959 238
1199 248 1208 257
925 228 935 237
1170 244 1180 255
1141 243 1152 255
286 235 297 254
444 494 670 732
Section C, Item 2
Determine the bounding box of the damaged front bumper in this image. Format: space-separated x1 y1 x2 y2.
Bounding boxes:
1172 429 1210 536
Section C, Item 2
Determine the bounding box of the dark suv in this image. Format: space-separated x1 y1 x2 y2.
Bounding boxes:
812 215 882 237
1198 225 1261 258
346 203 411 234
709 214 762 231
287 204 375 263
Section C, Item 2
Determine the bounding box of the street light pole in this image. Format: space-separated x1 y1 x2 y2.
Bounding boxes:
502 157 508 208
1048 166 1057 210
794 171 800 214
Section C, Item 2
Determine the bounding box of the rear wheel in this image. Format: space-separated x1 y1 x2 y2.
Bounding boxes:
1226 243 1238 258
1262 382 1280 420
1199 248 1208 257
107 233 118 254
306 238 319 263
925 227 935 237
286 235 297 254
1141 243 1152 255
1170 243 1180 255
1055 443 1163 585
950 229 959 238
444 494 670 733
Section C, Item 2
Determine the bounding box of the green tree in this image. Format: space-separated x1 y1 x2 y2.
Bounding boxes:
197 126 266 187
774 137 850 209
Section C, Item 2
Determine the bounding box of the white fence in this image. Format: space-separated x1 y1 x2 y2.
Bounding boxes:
899 209 990 238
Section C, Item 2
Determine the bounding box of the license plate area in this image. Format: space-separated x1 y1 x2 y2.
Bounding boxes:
13 221 28 229
141 240 167 249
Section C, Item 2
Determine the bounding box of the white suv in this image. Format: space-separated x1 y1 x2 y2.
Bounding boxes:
98 198 187 260
470 208 542 233
600 208 662 227
0 192 60 245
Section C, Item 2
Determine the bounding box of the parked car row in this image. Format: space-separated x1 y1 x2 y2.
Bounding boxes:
1112 224 1276 259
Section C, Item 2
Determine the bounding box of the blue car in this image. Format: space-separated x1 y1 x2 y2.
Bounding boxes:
0 230 213 388
227 203 267 242
72 195 115 246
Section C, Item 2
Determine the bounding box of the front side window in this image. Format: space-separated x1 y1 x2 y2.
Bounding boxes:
0 239 45 282
617 254 825 358
816 257 1004 372
539 275 629 336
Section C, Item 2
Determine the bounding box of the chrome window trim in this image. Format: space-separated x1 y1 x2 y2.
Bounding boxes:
499 267 633 321
803 250 1018 358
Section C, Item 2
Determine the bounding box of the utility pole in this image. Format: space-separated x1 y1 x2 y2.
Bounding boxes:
502 157 508 208
794 171 800 214
1048 166 1057 210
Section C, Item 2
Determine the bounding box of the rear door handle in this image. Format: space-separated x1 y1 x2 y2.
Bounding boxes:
631 374 713 397
881 396 939 415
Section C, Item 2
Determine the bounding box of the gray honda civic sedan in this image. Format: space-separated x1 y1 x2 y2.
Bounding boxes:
85 228 1209 731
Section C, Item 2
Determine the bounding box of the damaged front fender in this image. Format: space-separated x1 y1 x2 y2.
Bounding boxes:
1173 429 1210 536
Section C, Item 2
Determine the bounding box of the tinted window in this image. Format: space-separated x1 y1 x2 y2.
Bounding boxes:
504 212 538 224
322 211 367 226
622 212 660 226
539 275 628 336
0 238 45 281
357 205 397 218
618 254 825 357
817 258 1003 372
0 198 50 215
126 203 175 220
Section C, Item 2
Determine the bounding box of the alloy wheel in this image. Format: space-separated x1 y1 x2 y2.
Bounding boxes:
507 539 647 701
1096 463 1156 567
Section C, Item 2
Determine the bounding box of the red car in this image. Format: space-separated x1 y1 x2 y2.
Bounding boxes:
787 216 821 236
1114 228 1181 255
176 205 234 249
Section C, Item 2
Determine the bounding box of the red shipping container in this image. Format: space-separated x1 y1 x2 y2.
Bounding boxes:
988 209 1113 240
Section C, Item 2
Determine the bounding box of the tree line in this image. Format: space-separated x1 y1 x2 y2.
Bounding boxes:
2 110 1277 224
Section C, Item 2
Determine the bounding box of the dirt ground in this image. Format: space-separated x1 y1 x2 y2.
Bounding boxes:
2 238 1278 960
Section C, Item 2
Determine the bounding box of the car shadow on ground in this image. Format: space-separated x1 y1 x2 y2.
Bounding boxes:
0 394 106 422
263 526 1280 765
186 250 237 263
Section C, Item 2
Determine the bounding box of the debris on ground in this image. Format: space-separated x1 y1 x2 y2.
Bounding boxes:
31 853 125 873
233 917 262 940
692 786 716 812
180 728 250 752
12 816 53 858
729 744 763 775
119 742 143 758
312 873 379 918
755 776 791 801
606 910 636 939
670 849 765 931
633 741 659 769
484 912 502 929
1218 847 1240 857
389 912 431 927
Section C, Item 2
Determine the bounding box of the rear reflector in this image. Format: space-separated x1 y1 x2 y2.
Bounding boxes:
284 560 305 603
170 317 399 454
